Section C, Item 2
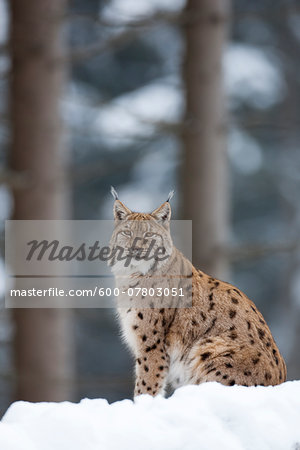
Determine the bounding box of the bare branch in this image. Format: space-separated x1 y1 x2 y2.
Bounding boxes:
69 8 231 63
69 10 180 29
69 4 300 28
70 28 141 62
70 10 180 63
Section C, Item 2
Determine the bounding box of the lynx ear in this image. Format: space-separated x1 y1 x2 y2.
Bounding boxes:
151 201 171 222
110 186 132 220
113 200 131 220
151 190 174 222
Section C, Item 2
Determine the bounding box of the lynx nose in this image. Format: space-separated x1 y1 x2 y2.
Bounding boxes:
128 245 142 255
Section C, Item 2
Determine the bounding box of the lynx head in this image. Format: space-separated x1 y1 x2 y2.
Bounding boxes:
109 187 174 275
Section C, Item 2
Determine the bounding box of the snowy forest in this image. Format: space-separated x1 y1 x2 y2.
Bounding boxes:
0 0 300 439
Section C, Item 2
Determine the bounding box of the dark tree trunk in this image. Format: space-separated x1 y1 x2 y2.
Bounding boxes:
9 0 74 402
182 0 231 279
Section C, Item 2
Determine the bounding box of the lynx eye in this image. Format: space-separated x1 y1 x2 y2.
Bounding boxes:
144 232 156 238
122 230 132 237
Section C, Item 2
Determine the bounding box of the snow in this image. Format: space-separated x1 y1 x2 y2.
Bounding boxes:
65 44 285 149
102 0 185 23
94 77 182 146
224 44 285 109
63 77 182 147
1 381 300 450
228 128 263 175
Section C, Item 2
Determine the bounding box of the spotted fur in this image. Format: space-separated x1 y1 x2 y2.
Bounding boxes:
110 197 287 397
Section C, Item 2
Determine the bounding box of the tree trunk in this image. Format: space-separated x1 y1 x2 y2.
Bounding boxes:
182 0 231 279
9 0 74 402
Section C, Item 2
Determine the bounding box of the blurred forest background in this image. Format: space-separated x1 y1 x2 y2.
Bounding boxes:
0 0 299 414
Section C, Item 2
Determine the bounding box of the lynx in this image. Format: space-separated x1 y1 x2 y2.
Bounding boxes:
109 188 287 397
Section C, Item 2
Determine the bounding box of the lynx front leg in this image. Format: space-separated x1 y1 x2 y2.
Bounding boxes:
134 347 169 397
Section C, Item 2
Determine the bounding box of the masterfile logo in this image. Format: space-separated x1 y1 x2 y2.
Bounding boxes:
5 220 192 309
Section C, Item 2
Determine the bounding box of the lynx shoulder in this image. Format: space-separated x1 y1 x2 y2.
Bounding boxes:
109 190 287 397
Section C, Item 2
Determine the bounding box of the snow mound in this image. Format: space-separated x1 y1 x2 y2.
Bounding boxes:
1 381 300 450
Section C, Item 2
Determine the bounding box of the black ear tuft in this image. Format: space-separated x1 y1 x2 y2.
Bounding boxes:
166 190 174 202
110 186 119 200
